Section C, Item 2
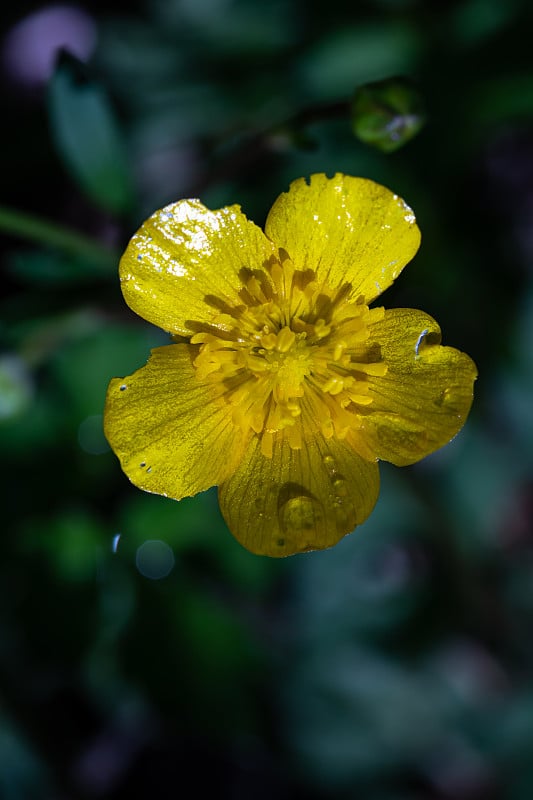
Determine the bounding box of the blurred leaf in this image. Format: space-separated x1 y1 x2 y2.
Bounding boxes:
78 413 110 455
300 23 422 100
290 467 434 644
53 323 166 419
13 309 103 368
119 490 278 594
351 76 426 153
152 0 295 54
118 491 223 553
282 643 465 785
269 126 319 152
469 74 533 138
8 249 112 284
0 718 52 800
47 51 135 215
22 511 106 582
431 424 529 552
0 207 116 270
452 0 519 46
0 355 33 422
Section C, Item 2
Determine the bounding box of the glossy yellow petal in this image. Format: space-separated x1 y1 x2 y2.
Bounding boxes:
358 308 478 466
264 173 421 304
218 431 380 557
119 200 278 335
104 344 249 498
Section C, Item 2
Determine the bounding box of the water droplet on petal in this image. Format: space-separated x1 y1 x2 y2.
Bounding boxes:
415 329 429 356
322 454 338 477
333 478 348 497
436 387 456 408
278 494 325 540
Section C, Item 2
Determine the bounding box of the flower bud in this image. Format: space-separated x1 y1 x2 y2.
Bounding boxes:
351 77 426 153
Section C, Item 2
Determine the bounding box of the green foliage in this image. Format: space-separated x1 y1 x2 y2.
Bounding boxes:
47 51 135 215
0 355 33 421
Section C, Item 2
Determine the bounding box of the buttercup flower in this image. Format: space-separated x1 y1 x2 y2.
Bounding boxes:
104 173 477 557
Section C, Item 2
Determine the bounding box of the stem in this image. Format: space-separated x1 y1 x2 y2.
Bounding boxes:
188 99 351 196
0 205 117 269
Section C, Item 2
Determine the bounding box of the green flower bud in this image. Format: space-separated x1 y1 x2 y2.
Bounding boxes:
351 77 426 153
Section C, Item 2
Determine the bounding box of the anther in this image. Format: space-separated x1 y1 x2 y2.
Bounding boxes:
333 342 346 361
276 327 296 353
314 319 331 339
260 332 277 350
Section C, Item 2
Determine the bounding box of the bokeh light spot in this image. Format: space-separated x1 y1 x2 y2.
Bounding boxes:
135 540 175 580
2 5 97 87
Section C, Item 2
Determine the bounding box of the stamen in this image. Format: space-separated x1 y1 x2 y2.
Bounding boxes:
333 341 346 361
314 319 331 339
260 332 277 350
192 255 387 456
276 326 296 353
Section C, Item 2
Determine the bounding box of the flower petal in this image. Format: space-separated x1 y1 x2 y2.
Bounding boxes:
264 173 421 304
119 200 278 335
218 432 380 557
104 344 249 498
359 308 478 466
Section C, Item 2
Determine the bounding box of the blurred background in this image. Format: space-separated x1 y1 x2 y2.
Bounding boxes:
2 0 533 797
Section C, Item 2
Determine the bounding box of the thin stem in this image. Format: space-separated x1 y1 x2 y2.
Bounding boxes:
0 205 117 269
188 99 351 196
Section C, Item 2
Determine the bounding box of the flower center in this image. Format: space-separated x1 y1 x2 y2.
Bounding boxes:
250 325 311 395
190 251 387 457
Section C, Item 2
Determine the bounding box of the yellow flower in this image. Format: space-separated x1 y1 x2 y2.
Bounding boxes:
104 173 477 557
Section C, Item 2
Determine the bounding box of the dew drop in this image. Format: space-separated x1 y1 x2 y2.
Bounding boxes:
436 387 454 407
278 494 324 538
322 454 338 477
119 384 127 391
333 478 348 497
415 329 429 356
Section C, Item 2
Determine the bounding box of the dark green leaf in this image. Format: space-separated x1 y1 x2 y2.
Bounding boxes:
47 50 135 214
